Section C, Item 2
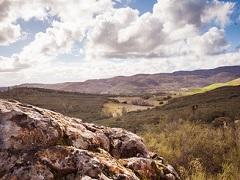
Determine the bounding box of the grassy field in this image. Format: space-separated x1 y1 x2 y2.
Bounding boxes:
102 95 171 117
102 101 153 117
0 87 110 122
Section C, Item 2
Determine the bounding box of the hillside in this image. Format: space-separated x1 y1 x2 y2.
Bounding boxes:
0 87 8 92
1 85 240 130
0 88 109 122
16 65 240 95
98 85 240 132
189 78 240 94
97 86 240 178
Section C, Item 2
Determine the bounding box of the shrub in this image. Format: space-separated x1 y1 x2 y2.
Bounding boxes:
131 98 150 106
141 120 240 179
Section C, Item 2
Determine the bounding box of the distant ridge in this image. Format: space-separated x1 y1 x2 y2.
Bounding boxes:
0 87 8 92
16 65 240 95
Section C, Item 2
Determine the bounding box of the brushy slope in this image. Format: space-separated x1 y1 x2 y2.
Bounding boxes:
97 86 240 179
0 87 109 122
98 85 240 132
142 119 240 179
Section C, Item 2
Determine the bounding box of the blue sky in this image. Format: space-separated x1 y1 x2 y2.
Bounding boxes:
129 0 157 13
224 0 240 49
0 0 240 86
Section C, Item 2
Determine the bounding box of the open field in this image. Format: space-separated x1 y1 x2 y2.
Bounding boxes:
102 101 153 117
102 95 172 117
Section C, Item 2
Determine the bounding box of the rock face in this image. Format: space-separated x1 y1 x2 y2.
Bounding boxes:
0 99 180 180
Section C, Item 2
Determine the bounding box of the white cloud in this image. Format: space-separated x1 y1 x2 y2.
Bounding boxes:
0 0 113 72
0 0 49 45
0 23 21 45
189 27 228 55
85 0 235 59
202 0 235 27
0 56 29 72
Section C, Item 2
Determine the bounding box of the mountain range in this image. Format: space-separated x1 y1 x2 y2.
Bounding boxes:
16 65 240 95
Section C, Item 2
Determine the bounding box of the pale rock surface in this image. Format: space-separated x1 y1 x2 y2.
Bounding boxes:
0 99 180 180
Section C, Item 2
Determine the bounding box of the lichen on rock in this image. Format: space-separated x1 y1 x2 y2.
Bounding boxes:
0 99 180 180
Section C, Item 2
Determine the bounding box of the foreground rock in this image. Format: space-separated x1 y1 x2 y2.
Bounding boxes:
0 99 180 180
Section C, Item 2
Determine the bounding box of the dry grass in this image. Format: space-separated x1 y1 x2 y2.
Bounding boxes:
141 120 240 179
102 101 152 117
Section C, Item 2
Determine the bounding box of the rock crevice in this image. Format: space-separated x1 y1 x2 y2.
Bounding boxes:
0 99 180 180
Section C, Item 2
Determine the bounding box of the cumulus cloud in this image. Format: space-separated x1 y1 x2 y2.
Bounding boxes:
0 56 29 72
202 0 235 27
189 27 228 55
0 0 113 71
0 23 21 45
0 0 49 45
86 0 235 59
0 0 21 45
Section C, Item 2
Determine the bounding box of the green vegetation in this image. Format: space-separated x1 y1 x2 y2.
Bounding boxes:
189 78 240 95
0 87 109 122
98 86 240 132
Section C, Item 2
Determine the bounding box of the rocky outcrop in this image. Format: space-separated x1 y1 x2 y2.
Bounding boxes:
0 99 180 180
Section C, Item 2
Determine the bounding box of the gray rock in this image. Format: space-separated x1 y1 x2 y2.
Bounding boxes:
0 99 180 180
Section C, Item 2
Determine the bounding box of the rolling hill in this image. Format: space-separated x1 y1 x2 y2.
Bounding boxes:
16 65 240 95
0 88 110 122
98 85 240 132
2 85 239 132
189 78 240 94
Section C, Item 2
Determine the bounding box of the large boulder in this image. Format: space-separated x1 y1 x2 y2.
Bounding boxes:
0 99 180 180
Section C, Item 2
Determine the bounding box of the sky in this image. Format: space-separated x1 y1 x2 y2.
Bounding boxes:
0 0 240 86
